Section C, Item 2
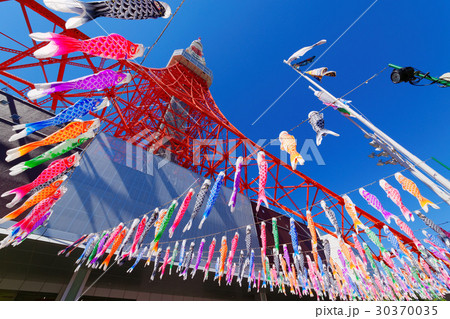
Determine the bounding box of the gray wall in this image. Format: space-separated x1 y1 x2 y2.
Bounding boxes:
5 132 260 270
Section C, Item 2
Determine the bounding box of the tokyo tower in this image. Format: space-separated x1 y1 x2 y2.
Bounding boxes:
0 0 421 259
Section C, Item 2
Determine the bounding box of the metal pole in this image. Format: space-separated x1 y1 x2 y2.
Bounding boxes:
368 133 450 206
285 62 450 205
60 267 91 301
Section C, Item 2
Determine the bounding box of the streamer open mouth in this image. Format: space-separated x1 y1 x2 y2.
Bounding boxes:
160 2 171 18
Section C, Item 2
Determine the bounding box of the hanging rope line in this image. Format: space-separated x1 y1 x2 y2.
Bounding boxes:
155 157 441 251
9 0 192 237
241 65 398 174
251 0 380 126
12 1 448 300
59 102 116 188
62 155 438 264
50 151 448 298
307 0 380 72
74 64 395 249
48 138 437 248
140 0 187 65
18 68 442 282
75 259 118 301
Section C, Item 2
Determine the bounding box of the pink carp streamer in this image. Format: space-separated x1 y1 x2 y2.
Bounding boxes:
256 151 269 211
203 237 216 282
159 246 171 279
30 32 144 60
169 188 195 238
0 177 66 224
127 215 148 259
1 153 79 208
1 188 66 248
352 233 367 265
226 232 239 276
379 179 414 221
394 216 424 251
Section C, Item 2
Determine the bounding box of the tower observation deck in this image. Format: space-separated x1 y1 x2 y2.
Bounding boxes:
167 38 213 88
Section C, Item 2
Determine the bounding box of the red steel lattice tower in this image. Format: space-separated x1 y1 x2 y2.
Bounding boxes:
0 0 424 259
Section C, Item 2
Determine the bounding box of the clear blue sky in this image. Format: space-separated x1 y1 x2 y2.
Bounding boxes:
1 0 449 247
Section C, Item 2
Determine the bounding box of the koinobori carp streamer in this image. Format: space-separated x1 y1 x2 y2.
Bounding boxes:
2 153 80 207
27 70 131 100
256 151 269 211
30 32 144 60
10 98 108 142
44 0 171 29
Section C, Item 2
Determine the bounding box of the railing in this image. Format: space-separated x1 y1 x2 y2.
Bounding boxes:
171 49 214 81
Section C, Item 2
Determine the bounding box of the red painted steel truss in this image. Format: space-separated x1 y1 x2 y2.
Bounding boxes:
0 0 424 261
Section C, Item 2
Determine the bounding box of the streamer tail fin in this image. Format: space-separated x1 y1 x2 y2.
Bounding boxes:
28 81 77 100
290 151 305 170
30 32 82 58
316 129 340 146
6 141 42 162
44 0 105 29
10 118 54 141
1 183 34 208
419 197 440 213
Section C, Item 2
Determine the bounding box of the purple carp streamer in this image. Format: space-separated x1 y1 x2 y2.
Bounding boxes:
28 70 131 100
359 188 395 224
191 238 205 279
379 179 414 221
228 157 243 212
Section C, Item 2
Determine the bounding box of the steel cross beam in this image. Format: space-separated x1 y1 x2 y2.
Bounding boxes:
0 0 427 265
